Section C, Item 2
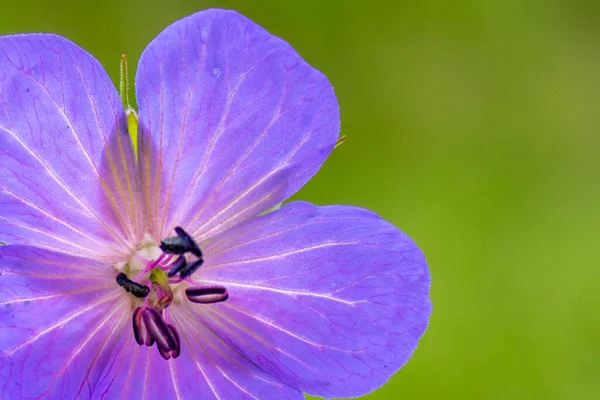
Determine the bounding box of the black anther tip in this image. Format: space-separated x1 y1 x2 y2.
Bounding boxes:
116 272 150 298
179 258 204 279
160 227 202 258
167 255 187 277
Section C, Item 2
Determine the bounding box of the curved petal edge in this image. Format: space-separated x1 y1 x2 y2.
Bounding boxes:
192 201 431 398
135 9 340 240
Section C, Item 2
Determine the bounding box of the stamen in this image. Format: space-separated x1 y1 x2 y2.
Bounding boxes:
160 226 202 257
179 258 204 279
116 272 150 298
175 226 202 258
142 308 176 354
132 307 154 346
168 275 184 284
185 285 229 304
132 306 181 360
166 255 187 277
168 324 181 358
157 324 181 360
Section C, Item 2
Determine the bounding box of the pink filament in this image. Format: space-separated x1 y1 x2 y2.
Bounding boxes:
134 253 176 281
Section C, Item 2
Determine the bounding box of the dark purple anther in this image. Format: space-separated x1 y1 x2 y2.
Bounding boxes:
157 324 181 360
160 226 202 258
116 273 150 298
179 258 204 279
142 308 177 355
167 255 187 277
168 324 181 359
132 307 154 346
185 285 229 304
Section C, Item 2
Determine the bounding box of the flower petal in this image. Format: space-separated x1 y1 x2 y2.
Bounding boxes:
0 245 129 399
0 34 141 260
136 9 339 240
93 322 303 399
192 201 431 398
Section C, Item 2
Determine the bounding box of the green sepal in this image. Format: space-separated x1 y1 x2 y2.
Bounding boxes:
261 202 283 215
127 108 138 156
334 135 347 148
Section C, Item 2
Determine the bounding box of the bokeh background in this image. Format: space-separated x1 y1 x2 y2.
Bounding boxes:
2 0 599 399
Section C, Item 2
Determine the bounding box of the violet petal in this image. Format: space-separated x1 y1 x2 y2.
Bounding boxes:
93 330 304 399
0 245 128 399
0 35 140 259
193 201 432 398
135 9 340 240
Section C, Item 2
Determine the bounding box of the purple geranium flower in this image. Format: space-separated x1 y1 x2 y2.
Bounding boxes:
0 9 431 399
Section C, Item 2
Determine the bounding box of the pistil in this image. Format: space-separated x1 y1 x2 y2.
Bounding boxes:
120 226 230 361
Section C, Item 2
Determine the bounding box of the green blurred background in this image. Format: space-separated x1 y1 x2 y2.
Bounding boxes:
2 0 599 399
